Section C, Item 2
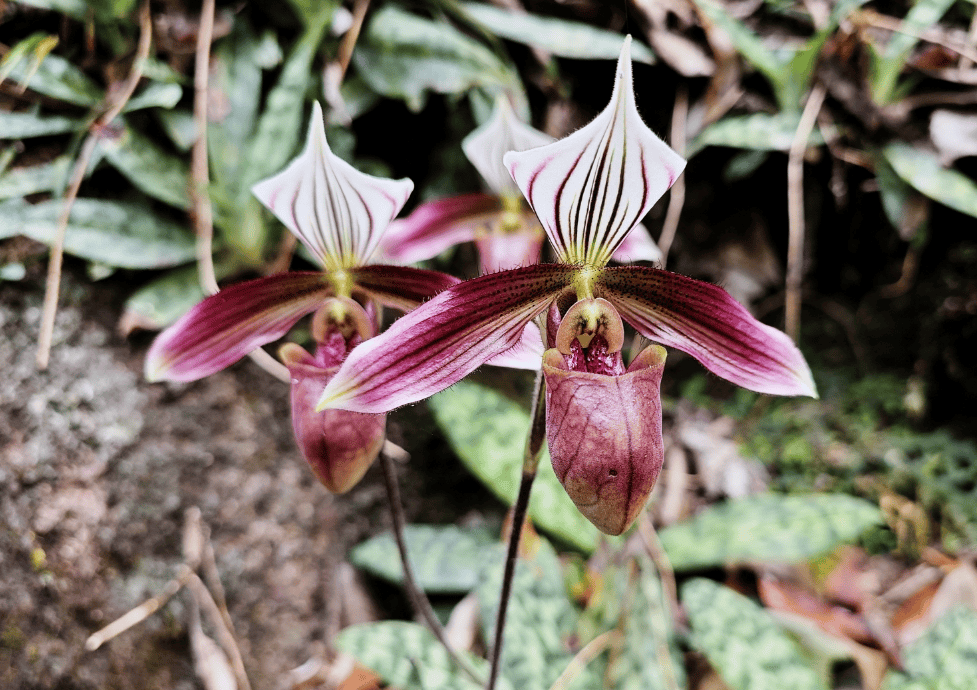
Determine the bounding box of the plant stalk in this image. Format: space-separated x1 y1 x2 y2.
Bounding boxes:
378 443 483 684
487 369 547 690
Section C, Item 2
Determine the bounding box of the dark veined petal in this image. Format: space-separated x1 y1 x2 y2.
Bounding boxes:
372 193 500 265
462 95 554 197
252 102 413 271
145 272 331 382
504 36 686 267
349 264 460 312
596 266 818 397
317 264 579 413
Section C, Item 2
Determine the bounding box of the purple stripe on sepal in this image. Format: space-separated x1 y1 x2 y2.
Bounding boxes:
145 271 331 382
349 264 461 312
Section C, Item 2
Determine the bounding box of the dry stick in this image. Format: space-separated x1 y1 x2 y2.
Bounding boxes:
36 0 152 369
85 566 192 651
336 0 370 81
785 84 827 343
184 569 252 690
637 513 680 630
189 0 290 382
487 369 547 690
658 85 688 267
547 630 623 690
378 444 484 685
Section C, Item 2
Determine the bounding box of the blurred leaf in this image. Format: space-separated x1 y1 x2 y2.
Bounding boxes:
13 0 88 19
99 122 191 209
350 525 497 593
659 494 883 571
140 57 186 84
868 0 957 105
882 143 977 219
684 578 827 690
689 112 826 156
155 109 197 152
121 82 183 112
0 156 72 199
3 51 102 107
460 3 655 64
353 6 521 112
875 155 929 242
0 198 195 268
428 380 602 551
0 262 27 281
0 111 83 139
0 32 59 86
723 149 770 182
120 264 207 334
286 0 339 29
882 607 977 690
336 621 495 690
608 555 686 690
477 539 593 690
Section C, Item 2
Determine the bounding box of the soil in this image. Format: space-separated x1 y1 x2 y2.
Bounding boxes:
0 266 499 690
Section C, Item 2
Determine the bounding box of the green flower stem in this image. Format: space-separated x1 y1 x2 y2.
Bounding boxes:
378 442 484 684
488 370 546 690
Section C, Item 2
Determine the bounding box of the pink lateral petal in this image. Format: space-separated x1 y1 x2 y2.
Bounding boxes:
373 193 500 265
504 37 685 267
610 223 662 264
484 321 545 370
317 264 579 413
596 266 818 397
349 264 461 312
474 221 545 273
145 272 331 382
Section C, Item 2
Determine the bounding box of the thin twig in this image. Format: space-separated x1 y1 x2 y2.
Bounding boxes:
189 0 290 383
184 569 252 690
785 83 826 342
637 513 680 630
85 566 191 651
547 630 622 690
658 85 688 267
487 370 546 690
378 444 484 684
36 0 152 369
854 9 977 65
335 0 370 81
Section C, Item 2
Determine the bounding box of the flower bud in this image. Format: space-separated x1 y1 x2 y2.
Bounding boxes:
280 298 385 493
543 298 667 535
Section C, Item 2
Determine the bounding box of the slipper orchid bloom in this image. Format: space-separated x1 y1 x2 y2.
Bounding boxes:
145 102 458 493
317 38 817 532
376 96 663 273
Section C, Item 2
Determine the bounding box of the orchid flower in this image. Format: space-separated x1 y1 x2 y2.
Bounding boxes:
145 102 458 493
316 38 817 532
376 95 663 273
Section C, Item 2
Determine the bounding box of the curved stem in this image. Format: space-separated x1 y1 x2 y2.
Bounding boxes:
487 369 547 690
378 442 484 685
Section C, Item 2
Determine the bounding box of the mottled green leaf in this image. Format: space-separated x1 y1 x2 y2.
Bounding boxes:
477 540 592 690
608 555 686 690
428 381 602 551
868 0 956 104
883 143 977 219
0 262 26 281
121 265 207 332
99 123 191 209
882 607 977 690
689 112 826 156
353 6 520 112
460 3 655 64
336 621 496 690
683 578 827 690
0 156 72 199
350 524 497 593
3 51 102 107
155 109 197 152
0 111 84 139
121 82 183 112
13 0 87 19
659 494 882 571
285 0 339 29
0 198 194 268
